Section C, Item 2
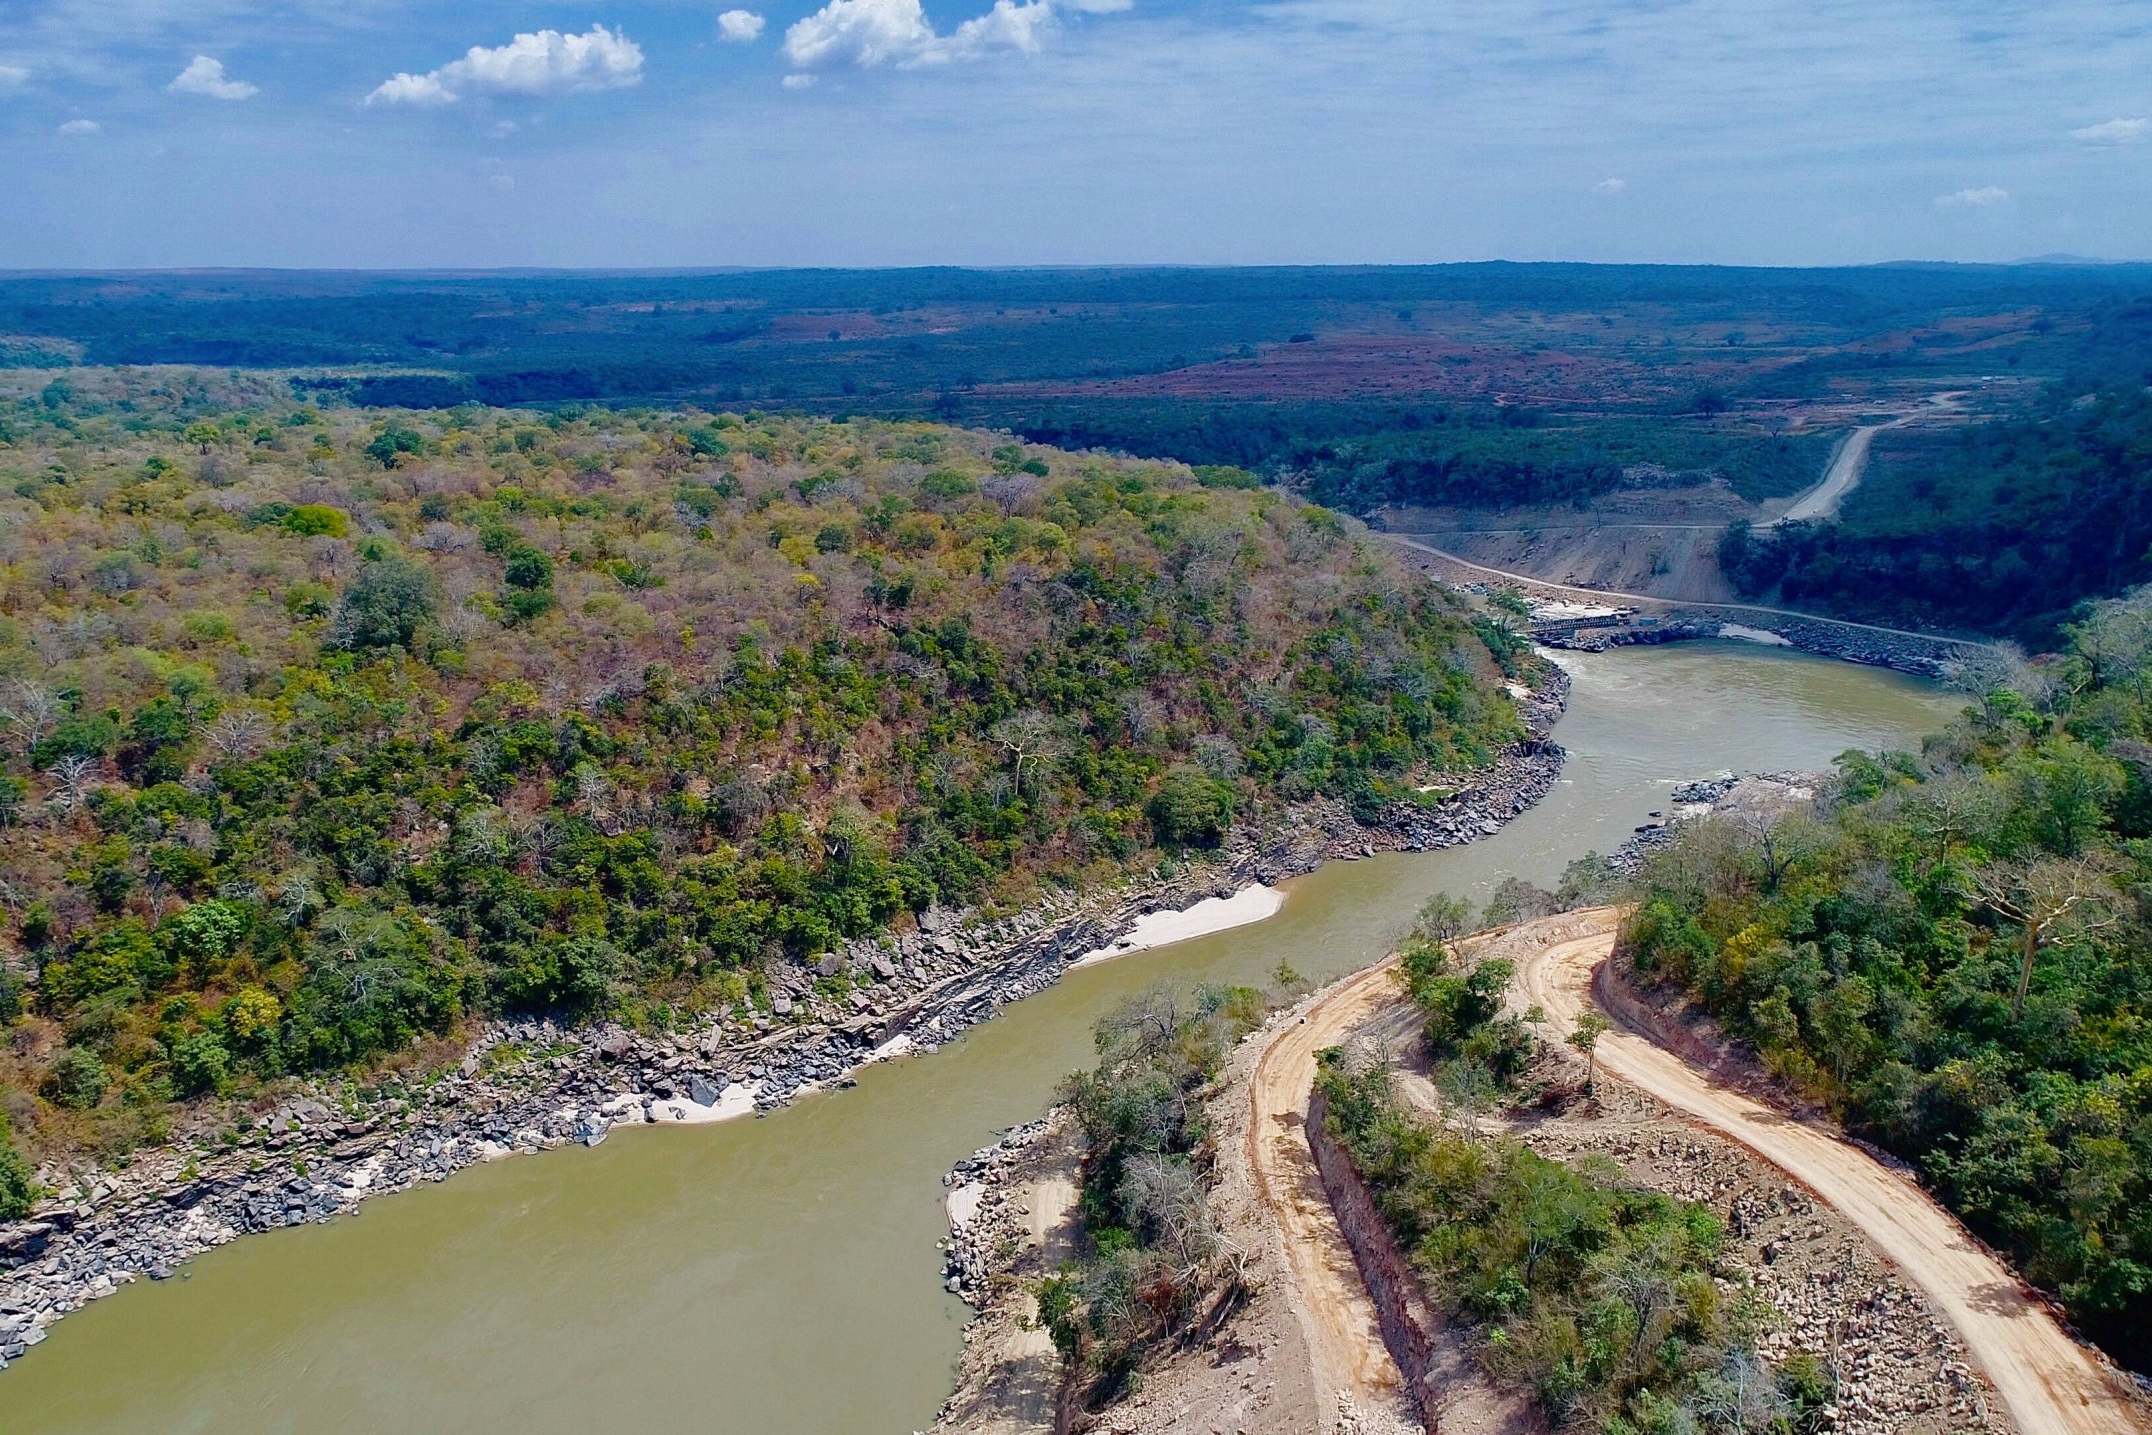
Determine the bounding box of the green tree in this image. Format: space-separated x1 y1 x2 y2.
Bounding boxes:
1566 1010 1611 1093
1147 764 1234 848
332 556 436 651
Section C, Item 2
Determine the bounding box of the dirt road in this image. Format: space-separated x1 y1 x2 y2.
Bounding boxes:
1514 910 2145 1435
1380 532 1995 652
1245 964 1421 1433
1769 423 1882 525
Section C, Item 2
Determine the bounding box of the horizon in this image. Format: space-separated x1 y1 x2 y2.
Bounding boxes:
5 255 2152 277
6 1 2149 270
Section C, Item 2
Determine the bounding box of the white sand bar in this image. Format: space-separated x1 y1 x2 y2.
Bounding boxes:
1071 884 1285 969
947 1180 986 1232
640 1080 759 1126
1718 623 1792 646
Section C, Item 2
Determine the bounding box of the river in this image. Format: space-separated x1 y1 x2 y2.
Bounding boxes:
1 642 1963 1434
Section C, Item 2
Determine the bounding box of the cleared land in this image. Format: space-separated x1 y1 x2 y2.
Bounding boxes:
1513 910 2147 1435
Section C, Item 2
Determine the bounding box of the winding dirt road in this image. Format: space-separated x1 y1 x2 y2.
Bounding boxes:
1245 962 1422 1432
1513 909 2146 1435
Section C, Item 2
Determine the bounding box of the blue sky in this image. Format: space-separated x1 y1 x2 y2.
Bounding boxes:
2 0 2147 267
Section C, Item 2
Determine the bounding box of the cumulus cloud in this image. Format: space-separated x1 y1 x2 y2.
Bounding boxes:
367 25 643 107
1935 185 2009 208
169 55 258 100
783 0 1098 70
781 72 818 89
58 118 99 136
0 64 27 91
1593 177 1626 195
2070 117 2147 144
718 10 767 42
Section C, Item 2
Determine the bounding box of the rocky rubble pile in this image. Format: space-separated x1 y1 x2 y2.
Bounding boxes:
938 1118 1053 1303
0 684 1568 1369
1524 1125 2008 1434
1611 769 1817 874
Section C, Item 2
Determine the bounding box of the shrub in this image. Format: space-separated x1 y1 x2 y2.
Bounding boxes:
332 556 436 651
281 504 349 538
1147 764 1234 848
48 1047 110 1109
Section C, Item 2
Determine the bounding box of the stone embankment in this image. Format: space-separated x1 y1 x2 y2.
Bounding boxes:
0 683 1568 1370
1304 1089 1444 1431
1384 535 1983 678
1534 610 1964 678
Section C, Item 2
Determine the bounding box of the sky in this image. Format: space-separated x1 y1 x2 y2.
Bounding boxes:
1 0 2148 268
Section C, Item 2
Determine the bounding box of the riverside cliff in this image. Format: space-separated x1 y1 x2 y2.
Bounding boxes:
0 682 1565 1368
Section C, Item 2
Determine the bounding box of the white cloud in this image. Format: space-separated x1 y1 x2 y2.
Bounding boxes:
781 72 818 89
57 117 99 135
1935 185 2009 208
934 0 1054 63
785 0 935 68
490 119 518 137
488 172 516 193
718 10 767 43
367 24 643 107
783 0 1074 70
1593 177 1626 195
2070 117 2147 144
0 64 27 91
168 55 257 100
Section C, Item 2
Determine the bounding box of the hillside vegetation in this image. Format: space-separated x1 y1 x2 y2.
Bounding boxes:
0 379 1526 1190
1721 383 2152 642
1625 591 2152 1363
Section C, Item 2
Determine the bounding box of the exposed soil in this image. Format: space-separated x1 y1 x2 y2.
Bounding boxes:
931 1116 1083 1435
1511 910 2150 1435
1028 911 2149 1435
1412 525 1735 604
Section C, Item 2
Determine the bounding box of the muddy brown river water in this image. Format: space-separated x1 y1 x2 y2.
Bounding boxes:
1 642 1962 1434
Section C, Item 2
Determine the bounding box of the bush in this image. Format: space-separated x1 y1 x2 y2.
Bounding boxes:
1148 764 1234 848
281 504 349 538
48 1047 110 1109
170 1030 234 1097
332 556 436 650
0 1120 38 1219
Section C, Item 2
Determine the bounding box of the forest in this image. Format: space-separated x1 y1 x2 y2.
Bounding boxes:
1623 590 2152 1363
1720 383 2152 643
0 375 1529 1195
6 264 2147 521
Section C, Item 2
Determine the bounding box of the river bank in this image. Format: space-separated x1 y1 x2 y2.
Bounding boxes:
1385 533 1986 678
0 681 1568 1371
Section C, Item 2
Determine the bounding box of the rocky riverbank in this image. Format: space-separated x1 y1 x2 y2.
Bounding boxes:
1385 538 1984 679
1534 610 1969 679
0 681 1569 1371
1610 769 1820 874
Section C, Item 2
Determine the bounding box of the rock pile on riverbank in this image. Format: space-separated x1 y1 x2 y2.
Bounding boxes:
1612 769 1818 874
0 682 1569 1368
940 1118 1055 1303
